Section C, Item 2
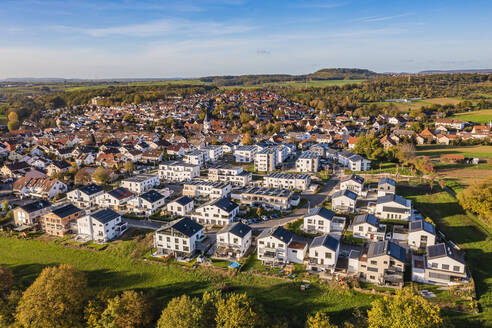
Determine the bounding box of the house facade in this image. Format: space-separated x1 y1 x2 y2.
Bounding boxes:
191 197 239 226
154 218 204 258
215 222 252 259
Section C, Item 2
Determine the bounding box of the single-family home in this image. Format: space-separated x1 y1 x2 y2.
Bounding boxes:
191 197 239 227
67 184 104 208
13 199 52 228
375 194 412 220
377 178 396 197
307 234 340 273
166 196 194 216
351 214 386 241
340 174 364 195
76 209 127 242
127 189 167 216
331 189 358 213
154 217 204 258
303 207 345 234
215 222 252 259
408 219 436 249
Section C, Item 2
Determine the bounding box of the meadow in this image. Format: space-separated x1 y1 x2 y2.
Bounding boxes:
451 109 492 124
416 144 492 158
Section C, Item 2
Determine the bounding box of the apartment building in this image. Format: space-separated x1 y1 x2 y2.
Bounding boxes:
183 180 231 199
13 199 52 228
199 145 224 162
67 184 104 208
120 174 160 194
76 209 127 243
191 197 239 227
263 173 311 191
154 218 204 258
40 204 84 236
254 147 277 172
207 164 252 186
239 187 295 210
183 150 209 167
234 145 257 163
337 151 371 171
158 161 200 182
296 151 319 173
215 222 252 259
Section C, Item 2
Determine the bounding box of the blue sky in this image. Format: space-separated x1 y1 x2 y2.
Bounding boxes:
1 0 491 78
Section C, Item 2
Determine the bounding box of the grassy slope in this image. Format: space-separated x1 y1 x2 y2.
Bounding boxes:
451 109 492 124
398 185 492 327
416 144 492 158
0 236 375 327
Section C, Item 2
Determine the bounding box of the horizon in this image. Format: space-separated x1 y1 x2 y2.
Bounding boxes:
1 0 491 79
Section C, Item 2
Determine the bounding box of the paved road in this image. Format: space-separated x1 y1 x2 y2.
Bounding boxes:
125 218 165 230
250 173 341 230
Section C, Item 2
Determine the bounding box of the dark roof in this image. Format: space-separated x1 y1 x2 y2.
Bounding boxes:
51 160 71 169
170 217 203 237
258 226 293 243
140 190 165 203
310 234 339 251
19 199 51 213
353 214 379 227
305 207 335 220
212 197 239 213
91 209 120 224
377 194 410 207
367 240 406 263
333 189 357 200
219 222 251 238
378 178 396 186
409 220 436 235
427 243 465 264
52 204 82 218
341 174 364 185
174 196 193 206
108 187 133 200
79 184 103 196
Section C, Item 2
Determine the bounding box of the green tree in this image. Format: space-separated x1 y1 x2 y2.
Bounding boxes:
305 312 338 328
15 264 88 328
157 294 203 328
99 290 151 328
92 167 110 185
240 112 252 124
215 293 263 328
353 135 385 160
457 177 492 220
367 288 444 328
0 289 21 327
396 143 416 165
84 289 115 328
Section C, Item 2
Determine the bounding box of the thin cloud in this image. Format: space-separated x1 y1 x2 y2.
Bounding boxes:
353 13 414 23
290 1 346 9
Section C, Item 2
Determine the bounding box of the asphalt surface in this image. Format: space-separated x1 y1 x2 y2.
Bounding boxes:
250 173 341 229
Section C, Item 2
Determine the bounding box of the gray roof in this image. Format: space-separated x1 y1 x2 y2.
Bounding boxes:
218 222 251 238
52 204 82 218
79 184 103 196
341 174 364 185
427 243 465 264
91 209 120 224
304 207 335 221
353 214 379 227
19 199 51 213
377 194 410 207
174 196 193 206
367 240 406 263
310 234 339 251
332 189 358 200
169 217 203 237
409 220 436 235
258 226 293 243
378 178 396 186
140 190 165 203
211 197 238 213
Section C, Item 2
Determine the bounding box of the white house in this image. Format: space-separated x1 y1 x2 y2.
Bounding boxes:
351 214 386 241
167 196 194 216
296 151 319 173
183 181 231 199
13 199 52 228
303 207 345 234
375 194 412 220
191 197 239 227
76 209 128 243
264 173 311 191
257 226 293 266
215 222 252 259
158 161 200 182
154 217 204 258
208 164 252 186
340 174 365 196
234 145 257 163
254 147 277 172
307 234 340 273
199 145 224 162
377 178 396 197
95 187 135 210
337 151 371 171
408 220 436 249
67 184 104 208
13 177 68 199
184 150 208 167
127 189 167 216
120 174 160 194
331 189 358 213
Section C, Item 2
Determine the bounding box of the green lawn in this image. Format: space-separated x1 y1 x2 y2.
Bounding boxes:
416 144 492 159
397 184 492 327
451 109 492 124
0 234 376 327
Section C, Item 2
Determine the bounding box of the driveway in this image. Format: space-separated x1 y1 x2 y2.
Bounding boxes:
250 173 340 229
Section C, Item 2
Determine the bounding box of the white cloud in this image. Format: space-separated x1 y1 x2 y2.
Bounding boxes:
353 13 414 23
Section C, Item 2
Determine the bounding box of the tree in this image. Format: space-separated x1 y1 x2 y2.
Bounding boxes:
99 290 151 328
15 264 88 328
215 293 263 328
0 289 21 327
1 200 8 212
8 111 18 122
124 160 134 173
396 143 416 165
157 294 203 328
92 167 110 185
7 120 20 131
353 135 385 160
242 133 253 145
367 288 444 328
256 207 262 217
0 266 15 295
305 312 338 328
84 289 115 328
457 177 492 220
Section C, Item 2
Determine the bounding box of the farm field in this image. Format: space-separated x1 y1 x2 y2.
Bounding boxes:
0 234 376 327
416 144 492 158
451 109 492 124
398 184 492 327
436 163 492 186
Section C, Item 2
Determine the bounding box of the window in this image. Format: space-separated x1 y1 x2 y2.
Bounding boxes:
431 262 438 268
442 264 449 270
325 252 332 259
370 260 377 265
453 266 461 272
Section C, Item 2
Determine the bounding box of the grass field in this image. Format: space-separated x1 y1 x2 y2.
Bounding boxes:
416 144 492 158
451 109 492 124
398 184 492 327
435 163 492 186
0 234 376 327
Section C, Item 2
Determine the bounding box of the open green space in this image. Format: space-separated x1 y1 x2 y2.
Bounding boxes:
451 109 492 124
0 234 376 327
398 184 492 327
416 144 492 158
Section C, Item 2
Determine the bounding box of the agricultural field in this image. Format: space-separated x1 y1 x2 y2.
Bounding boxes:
451 109 492 124
436 163 492 187
416 144 492 158
398 184 492 327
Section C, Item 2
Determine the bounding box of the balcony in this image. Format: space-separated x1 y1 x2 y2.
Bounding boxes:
384 270 404 283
